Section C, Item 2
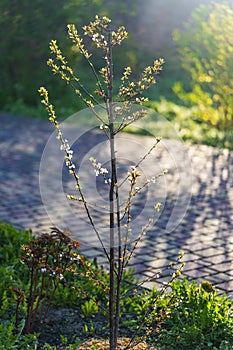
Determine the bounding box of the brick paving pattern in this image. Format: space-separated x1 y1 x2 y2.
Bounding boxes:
0 112 233 296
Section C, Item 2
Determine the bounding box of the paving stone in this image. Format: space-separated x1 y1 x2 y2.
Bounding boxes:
195 247 226 258
130 263 149 273
209 272 233 283
130 255 155 263
203 254 233 265
224 269 233 277
182 267 217 279
208 262 233 273
178 252 205 263
144 257 174 269
182 260 212 271
140 269 158 279
215 280 233 294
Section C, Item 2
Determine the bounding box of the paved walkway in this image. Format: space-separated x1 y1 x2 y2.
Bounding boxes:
1 112 233 296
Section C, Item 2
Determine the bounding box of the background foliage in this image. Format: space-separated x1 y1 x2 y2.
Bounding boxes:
174 2 233 132
0 0 216 111
0 0 141 113
1 0 232 148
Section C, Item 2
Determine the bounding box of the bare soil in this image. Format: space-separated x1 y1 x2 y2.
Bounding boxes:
37 307 153 349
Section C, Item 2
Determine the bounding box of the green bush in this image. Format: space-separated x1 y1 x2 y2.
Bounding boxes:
0 221 37 348
0 319 38 350
156 279 233 349
0 221 31 265
173 2 233 131
0 221 31 307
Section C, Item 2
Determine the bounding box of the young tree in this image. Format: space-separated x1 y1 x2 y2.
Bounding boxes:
173 2 233 131
38 16 184 350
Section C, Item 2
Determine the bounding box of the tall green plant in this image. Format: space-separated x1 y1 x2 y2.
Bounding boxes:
173 2 233 131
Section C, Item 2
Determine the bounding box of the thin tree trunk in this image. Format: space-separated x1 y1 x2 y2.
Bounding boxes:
107 28 117 350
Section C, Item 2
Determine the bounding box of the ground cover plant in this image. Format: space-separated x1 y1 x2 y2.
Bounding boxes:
1 221 233 349
155 279 233 349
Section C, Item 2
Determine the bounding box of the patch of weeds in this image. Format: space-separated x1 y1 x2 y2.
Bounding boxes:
0 221 31 324
0 318 38 350
81 299 99 318
154 279 233 349
0 221 31 265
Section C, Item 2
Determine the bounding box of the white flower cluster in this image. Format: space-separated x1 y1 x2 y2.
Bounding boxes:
150 176 156 184
100 124 109 130
60 139 76 173
89 157 110 184
90 32 107 48
95 164 108 177
41 267 64 280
